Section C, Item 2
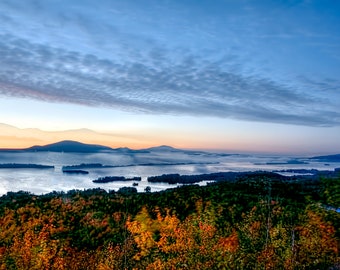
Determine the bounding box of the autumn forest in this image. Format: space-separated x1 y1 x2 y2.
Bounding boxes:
0 172 339 269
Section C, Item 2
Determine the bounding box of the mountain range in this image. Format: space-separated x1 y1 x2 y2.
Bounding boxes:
0 140 339 161
0 140 181 154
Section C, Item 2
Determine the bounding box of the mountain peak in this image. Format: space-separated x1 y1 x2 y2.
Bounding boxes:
27 140 113 153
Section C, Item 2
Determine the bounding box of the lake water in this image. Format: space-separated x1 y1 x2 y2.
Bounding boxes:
0 151 339 195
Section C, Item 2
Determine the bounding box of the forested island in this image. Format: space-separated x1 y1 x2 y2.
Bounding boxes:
62 163 113 170
62 170 89 174
146 172 270 184
0 163 54 169
62 162 218 171
93 176 142 183
0 170 339 269
147 169 340 184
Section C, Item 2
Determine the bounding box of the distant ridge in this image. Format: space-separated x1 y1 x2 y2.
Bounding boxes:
0 141 190 154
144 145 179 152
26 140 113 153
0 140 230 156
310 153 340 162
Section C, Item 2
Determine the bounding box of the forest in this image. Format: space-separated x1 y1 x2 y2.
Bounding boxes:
0 172 339 269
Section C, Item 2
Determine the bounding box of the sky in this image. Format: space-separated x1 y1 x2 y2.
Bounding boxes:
0 0 340 154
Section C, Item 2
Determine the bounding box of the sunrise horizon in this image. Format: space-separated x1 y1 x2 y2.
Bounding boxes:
1 122 339 156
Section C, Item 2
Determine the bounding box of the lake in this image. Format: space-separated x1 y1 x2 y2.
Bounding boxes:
0 151 338 195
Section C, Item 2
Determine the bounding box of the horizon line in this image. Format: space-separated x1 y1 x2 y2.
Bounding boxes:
0 139 338 157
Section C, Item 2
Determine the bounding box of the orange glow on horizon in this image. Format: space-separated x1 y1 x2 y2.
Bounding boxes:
0 135 296 155
0 136 45 149
1 123 336 155
0 135 154 150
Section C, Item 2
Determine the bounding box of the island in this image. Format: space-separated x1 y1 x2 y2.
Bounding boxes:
265 159 309 165
254 159 309 165
0 163 54 169
62 170 89 174
62 163 114 170
309 153 340 162
93 176 141 183
147 172 265 184
147 169 340 184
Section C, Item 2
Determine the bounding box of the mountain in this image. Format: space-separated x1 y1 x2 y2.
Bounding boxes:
310 154 340 162
143 145 213 156
144 145 179 152
26 140 114 153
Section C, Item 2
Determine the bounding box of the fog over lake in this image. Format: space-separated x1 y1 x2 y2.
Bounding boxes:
0 150 339 195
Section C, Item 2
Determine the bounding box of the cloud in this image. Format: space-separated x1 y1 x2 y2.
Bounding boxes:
0 33 339 127
0 0 339 127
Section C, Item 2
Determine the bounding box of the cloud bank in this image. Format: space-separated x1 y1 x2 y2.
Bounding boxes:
0 0 339 127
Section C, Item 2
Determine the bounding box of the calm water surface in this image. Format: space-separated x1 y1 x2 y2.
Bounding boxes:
0 151 338 195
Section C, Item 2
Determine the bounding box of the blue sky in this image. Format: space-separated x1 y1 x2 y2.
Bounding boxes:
0 0 339 154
